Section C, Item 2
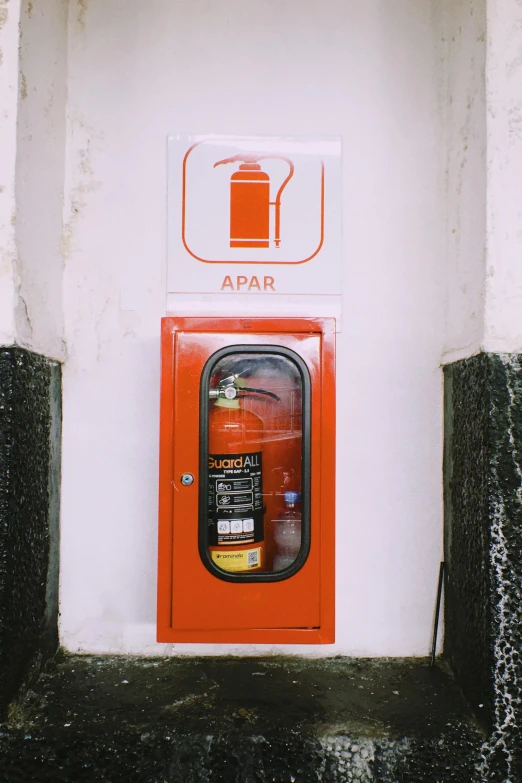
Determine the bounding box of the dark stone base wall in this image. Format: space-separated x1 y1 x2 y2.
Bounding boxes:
0 347 61 718
444 355 492 721
444 353 522 779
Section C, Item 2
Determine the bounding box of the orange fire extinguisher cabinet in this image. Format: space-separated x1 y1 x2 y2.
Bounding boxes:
157 317 335 644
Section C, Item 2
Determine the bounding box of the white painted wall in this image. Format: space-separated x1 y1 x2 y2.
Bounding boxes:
484 0 522 353
0 0 21 345
59 0 448 656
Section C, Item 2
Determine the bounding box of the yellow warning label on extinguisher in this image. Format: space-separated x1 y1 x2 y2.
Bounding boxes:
211 547 262 572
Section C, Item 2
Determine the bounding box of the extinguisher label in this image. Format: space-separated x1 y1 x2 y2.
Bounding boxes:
208 451 263 545
211 547 262 572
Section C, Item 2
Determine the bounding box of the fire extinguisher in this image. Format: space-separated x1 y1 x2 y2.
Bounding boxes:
207 373 280 573
214 154 294 249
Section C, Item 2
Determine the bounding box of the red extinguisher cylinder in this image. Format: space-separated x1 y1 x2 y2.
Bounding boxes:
208 403 266 573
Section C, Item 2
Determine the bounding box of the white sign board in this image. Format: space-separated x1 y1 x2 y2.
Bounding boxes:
167 135 342 315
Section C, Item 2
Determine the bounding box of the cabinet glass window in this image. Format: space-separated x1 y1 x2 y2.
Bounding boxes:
199 346 311 582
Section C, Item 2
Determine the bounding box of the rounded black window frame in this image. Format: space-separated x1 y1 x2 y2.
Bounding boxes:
198 344 311 583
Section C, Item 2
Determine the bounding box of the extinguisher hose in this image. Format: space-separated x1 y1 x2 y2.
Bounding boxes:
240 387 281 401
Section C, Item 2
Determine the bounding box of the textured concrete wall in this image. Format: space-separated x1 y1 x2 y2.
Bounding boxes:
0 0 67 355
444 353 522 779
484 0 522 354
0 347 61 718
15 0 68 360
0 0 22 345
439 0 487 363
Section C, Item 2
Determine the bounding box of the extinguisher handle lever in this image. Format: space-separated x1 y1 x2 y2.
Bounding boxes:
209 385 281 402
240 387 281 402
210 373 280 402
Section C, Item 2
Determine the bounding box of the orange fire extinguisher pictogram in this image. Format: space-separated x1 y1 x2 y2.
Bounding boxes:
207 372 280 573
214 154 294 250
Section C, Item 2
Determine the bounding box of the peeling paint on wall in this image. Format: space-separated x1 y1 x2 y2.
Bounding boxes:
19 70 26 99
77 0 87 30
62 121 102 261
0 9 9 35
13 247 33 344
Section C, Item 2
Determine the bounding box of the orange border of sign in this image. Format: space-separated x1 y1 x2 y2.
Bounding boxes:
181 142 325 265
157 317 336 644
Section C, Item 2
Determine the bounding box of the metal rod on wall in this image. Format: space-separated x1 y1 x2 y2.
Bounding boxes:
430 561 445 667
